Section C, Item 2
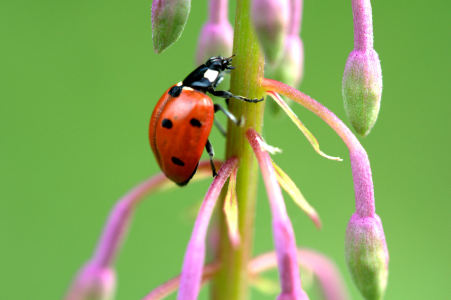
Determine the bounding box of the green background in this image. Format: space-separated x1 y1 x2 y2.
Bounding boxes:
1 0 450 299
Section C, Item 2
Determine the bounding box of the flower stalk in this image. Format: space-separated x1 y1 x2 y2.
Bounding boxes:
212 0 265 298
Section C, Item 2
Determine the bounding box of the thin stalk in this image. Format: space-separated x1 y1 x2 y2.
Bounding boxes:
209 0 228 23
211 0 265 299
352 0 374 50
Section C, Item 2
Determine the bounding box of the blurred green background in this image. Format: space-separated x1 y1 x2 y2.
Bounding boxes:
1 0 450 299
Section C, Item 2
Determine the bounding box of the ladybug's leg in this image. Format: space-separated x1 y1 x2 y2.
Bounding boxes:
205 139 217 177
213 119 227 137
214 104 243 126
207 88 264 103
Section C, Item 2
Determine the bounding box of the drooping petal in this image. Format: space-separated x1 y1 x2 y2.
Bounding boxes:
267 91 342 161
65 160 220 300
223 167 241 247
177 157 238 300
272 160 321 229
261 78 389 300
249 249 350 300
246 129 309 300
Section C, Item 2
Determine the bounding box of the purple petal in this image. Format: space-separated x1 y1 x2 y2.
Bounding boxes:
247 129 309 300
66 161 218 300
177 157 238 300
298 249 350 300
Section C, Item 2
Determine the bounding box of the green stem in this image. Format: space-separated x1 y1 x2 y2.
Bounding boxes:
211 0 265 299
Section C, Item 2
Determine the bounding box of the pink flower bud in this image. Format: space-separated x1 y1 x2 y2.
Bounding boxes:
196 0 233 64
196 21 233 65
343 0 382 136
345 213 389 300
266 35 304 114
342 49 382 136
252 0 289 64
151 0 191 53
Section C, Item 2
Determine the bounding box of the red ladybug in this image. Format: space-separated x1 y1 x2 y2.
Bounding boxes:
149 56 262 186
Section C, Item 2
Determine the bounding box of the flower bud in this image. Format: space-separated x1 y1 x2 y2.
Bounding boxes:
252 0 289 64
151 0 191 53
342 49 382 136
196 21 233 65
266 35 304 114
345 213 388 300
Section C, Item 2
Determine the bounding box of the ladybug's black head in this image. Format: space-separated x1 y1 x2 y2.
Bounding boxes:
205 55 235 72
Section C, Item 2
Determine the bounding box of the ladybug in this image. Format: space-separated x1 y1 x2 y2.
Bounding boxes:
149 56 262 186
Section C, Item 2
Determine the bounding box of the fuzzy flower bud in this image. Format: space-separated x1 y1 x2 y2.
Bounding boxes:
251 0 289 64
151 0 191 53
266 35 304 114
345 213 388 300
196 0 233 65
342 49 382 136
196 22 233 65
343 0 382 136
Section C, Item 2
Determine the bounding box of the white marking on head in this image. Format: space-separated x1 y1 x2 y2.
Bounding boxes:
183 86 194 91
204 69 219 83
176 81 183 86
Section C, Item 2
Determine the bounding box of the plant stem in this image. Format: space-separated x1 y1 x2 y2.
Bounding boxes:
211 0 265 299
352 0 374 51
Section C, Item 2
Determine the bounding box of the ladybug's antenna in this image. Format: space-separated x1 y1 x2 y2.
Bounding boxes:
226 54 236 61
225 54 236 70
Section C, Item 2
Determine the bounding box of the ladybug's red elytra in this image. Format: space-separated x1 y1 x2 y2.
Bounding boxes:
149 56 262 186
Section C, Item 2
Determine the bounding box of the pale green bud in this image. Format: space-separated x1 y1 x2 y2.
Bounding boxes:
151 0 191 53
345 213 389 300
342 49 382 136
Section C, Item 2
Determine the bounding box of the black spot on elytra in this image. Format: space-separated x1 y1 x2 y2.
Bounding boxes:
161 118 173 129
171 156 185 166
190 118 202 127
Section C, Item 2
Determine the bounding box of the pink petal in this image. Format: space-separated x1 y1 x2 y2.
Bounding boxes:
177 157 238 300
247 129 309 300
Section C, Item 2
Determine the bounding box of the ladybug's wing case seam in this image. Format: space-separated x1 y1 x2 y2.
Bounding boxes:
149 88 174 168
